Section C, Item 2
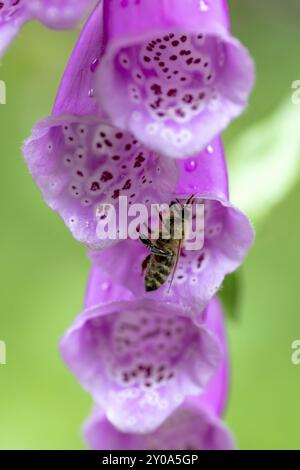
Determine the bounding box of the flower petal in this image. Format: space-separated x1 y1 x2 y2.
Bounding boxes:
95 0 255 158
83 295 234 449
60 269 221 433
84 403 234 450
0 2 28 57
23 114 178 249
23 2 178 249
27 0 95 30
0 0 95 58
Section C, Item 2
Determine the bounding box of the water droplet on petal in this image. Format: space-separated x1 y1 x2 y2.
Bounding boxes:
185 159 197 172
90 58 99 73
199 0 209 12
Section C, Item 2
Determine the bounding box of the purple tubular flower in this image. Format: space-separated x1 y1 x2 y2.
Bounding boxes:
0 0 95 57
83 296 234 450
23 2 178 249
90 137 254 316
95 0 255 158
84 402 234 450
60 267 221 434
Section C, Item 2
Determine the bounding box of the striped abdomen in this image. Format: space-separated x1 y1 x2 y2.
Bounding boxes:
144 246 177 292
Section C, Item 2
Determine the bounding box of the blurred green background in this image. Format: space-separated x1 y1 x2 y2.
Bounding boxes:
0 0 300 450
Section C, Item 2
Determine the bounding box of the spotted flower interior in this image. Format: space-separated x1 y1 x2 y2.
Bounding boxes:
131 33 220 123
23 115 178 248
61 300 220 433
97 28 254 158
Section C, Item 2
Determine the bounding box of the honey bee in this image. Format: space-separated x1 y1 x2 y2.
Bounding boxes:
140 196 195 292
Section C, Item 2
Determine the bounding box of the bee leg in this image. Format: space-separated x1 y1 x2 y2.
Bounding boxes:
139 234 155 249
141 254 151 274
139 235 168 256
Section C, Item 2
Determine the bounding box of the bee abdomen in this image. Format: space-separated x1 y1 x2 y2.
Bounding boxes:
145 257 175 292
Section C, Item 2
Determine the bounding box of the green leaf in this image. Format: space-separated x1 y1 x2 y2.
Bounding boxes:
219 271 242 321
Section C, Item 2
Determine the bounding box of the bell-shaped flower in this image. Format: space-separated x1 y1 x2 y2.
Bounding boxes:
95 0 255 158
23 1 178 249
90 137 254 317
83 294 234 450
60 267 221 434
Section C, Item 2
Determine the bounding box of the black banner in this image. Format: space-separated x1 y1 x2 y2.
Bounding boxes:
0 450 299 466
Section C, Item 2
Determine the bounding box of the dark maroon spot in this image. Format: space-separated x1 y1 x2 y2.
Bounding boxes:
122 179 132 190
197 253 205 269
183 94 193 104
115 132 123 139
172 40 179 47
112 189 120 200
175 109 185 118
101 171 113 182
150 83 162 95
169 55 177 61
144 56 151 62
167 88 177 97
180 35 187 43
90 182 100 192
134 153 145 168
180 49 191 56
112 155 120 161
